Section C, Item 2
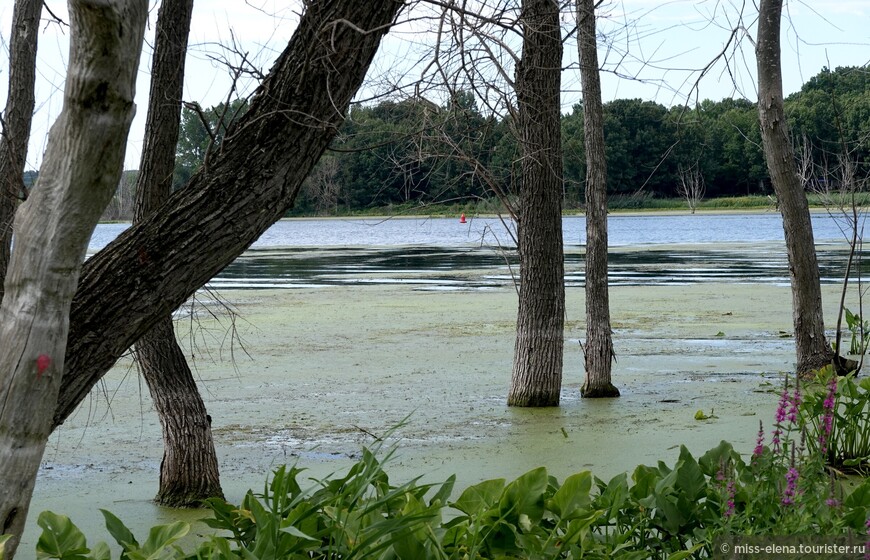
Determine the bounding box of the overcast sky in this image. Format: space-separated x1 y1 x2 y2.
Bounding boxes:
0 0 868 172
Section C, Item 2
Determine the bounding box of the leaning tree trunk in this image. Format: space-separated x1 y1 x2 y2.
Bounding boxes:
757 0 834 375
132 0 223 507
0 0 41 305
507 0 565 407
52 0 404 429
0 1 146 556
135 321 223 506
577 0 619 398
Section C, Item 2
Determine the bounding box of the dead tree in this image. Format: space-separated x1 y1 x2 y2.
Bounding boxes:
677 163 705 214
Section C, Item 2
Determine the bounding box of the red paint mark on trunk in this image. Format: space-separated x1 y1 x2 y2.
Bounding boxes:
36 354 51 379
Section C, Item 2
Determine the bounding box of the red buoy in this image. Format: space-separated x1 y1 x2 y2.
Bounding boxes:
460 213 467 224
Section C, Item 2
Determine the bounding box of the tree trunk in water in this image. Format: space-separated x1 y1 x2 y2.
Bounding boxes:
132 0 223 507
134 319 222 506
52 1 403 429
577 0 619 398
0 2 146 555
0 0 41 305
756 0 834 375
507 0 565 407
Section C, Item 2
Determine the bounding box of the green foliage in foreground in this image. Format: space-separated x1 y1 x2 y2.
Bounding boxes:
801 369 870 474
9 372 870 559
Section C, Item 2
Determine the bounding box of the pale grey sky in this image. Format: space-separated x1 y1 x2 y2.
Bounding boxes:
1 0 868 172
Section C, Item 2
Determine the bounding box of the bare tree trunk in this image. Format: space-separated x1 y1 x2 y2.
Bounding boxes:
0 0 41 305
132 0 223 507
52 1 404 429
507 0 564 407
757 0 834 375
0 1 146 555
577 0 619 398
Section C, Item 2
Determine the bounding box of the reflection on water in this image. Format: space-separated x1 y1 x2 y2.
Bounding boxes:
88 214 870 290
208 244 870 290
88 212 861 252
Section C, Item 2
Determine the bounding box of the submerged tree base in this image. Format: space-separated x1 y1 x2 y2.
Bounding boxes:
507 392 561 407
580 383 621 398
796 352 856 379
155 485 224 509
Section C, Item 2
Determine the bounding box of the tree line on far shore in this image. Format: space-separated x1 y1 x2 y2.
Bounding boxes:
92 65 868 220
182 65 868 216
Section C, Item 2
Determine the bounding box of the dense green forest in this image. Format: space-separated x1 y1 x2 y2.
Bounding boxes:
133 66 868 218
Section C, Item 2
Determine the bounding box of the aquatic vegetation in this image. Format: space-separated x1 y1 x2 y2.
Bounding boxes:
15 375 870 559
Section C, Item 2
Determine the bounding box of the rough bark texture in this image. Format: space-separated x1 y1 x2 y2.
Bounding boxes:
53 0 403 429
756 0 834 375
0 0 41 305
0 1 146 555
507 0 565 407
132 0 223 507
135 319 223 506
577 0 619 398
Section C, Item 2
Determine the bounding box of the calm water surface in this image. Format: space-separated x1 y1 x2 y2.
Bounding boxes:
90 213 869 289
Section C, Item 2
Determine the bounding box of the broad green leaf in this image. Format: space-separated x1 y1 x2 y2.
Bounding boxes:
89 542 111 560
36 511 89 560
279 525 318 542
596 472 629 522
844 478 870 509
498 467 548 523
100 509 138 550
674 446 706 501
451 478 505 515
698 441 738 477
550 471 593 519
655 493 686 535
559 509 601 547
429 474 455 508
630 464 660 507
138 521 190 559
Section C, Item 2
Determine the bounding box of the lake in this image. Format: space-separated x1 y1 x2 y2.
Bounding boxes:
89 212 869 289
24 212 865 553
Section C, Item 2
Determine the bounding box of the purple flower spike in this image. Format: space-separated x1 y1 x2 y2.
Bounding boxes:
819 375 837 455
753 420 765 459
781 466 799 506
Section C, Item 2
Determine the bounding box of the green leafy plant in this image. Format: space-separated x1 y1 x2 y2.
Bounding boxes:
31 509 188 560
844 307 870 356
199 445 451 560
20 378 870 559
801 369 870 473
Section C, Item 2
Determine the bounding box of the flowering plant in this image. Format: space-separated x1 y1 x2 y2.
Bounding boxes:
800 368 870 473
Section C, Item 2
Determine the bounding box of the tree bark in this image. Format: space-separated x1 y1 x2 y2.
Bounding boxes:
132 0 223 507
52 0 404 429
507 0 565 407
135 319 223 506
577 0 619 398
0 1 146 555
756 0 834 375
0 0 41 305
